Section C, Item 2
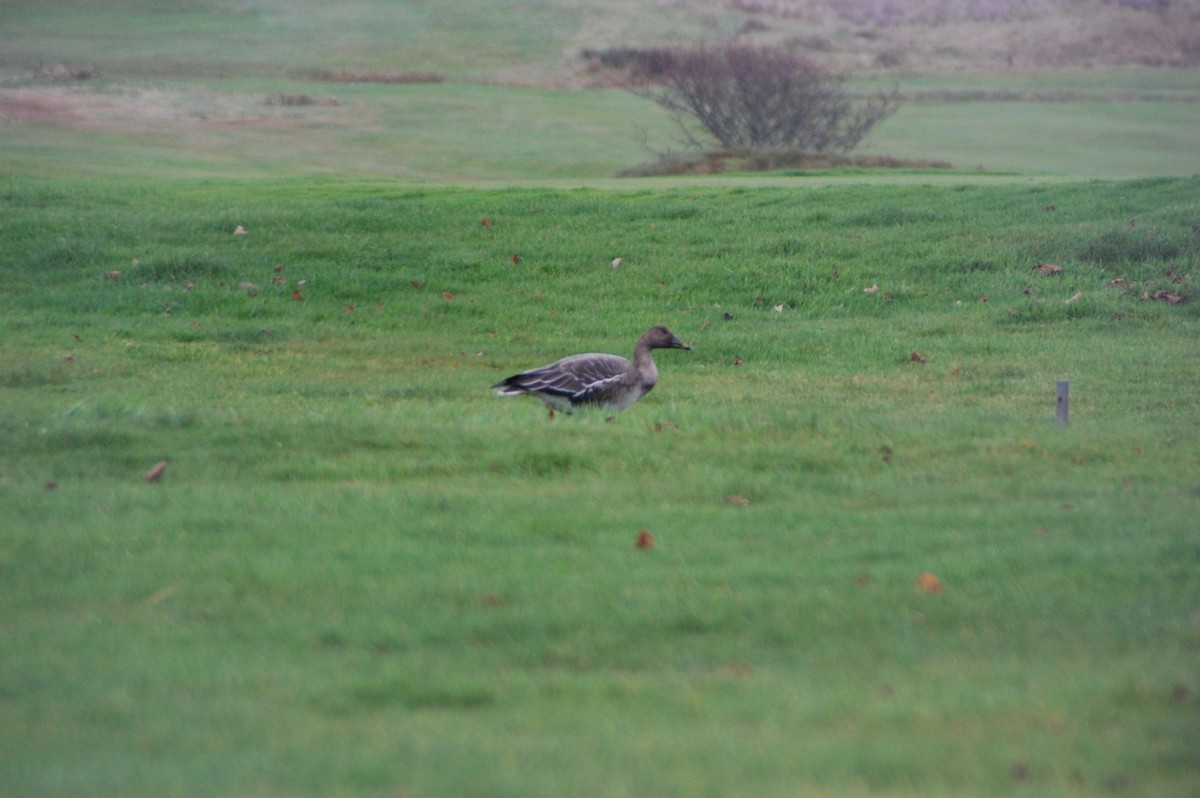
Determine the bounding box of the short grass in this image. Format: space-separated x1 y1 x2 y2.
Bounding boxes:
2 176 1198 797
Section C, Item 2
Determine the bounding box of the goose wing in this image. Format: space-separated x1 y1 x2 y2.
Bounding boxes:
494 353 633 402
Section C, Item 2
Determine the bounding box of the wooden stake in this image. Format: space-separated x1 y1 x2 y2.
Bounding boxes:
1056 380 1070 425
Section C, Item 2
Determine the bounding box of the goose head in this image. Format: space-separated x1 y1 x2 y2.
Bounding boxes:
641 326 691 351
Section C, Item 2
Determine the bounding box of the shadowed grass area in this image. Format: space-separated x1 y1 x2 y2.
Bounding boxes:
1 176 1198 797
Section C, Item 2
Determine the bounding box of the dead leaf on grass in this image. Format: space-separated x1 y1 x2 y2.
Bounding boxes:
145 461 168 483
726 494 751 507
917 571 944 594
636 530 655 549
1033 263 1063 275
1146 289 1184 304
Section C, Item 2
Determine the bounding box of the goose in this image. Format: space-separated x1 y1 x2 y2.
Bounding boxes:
492 326 691 417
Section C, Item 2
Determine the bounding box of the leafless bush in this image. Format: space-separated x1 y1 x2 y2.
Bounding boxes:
636 44 900 153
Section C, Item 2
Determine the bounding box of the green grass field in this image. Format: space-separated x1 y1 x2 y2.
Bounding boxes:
3 2 1200 796
2 176 1198 797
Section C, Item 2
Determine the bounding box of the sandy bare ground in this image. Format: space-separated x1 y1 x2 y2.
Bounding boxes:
0 84 344 136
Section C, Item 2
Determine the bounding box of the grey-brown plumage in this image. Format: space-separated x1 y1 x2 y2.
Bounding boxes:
492 326 690 416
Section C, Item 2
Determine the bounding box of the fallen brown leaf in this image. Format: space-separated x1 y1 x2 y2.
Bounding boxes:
1033 263 1063 275
1148 289 1184 304
726 495 751 507
911 351 927 363
145 461 168 483
917 571 944 594
509 253 521 264
636 530 654 549
441 291 455 301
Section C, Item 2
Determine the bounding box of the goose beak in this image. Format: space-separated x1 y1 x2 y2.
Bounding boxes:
671 336 692 351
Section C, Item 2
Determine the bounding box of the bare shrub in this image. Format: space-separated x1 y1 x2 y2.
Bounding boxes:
636 44 900 153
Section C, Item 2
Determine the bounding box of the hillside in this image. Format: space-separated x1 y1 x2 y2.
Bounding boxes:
1 2 1198 181
1 0 1198 86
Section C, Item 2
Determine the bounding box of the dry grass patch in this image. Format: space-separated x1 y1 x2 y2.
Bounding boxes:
299 68 446 84
619 148 954 176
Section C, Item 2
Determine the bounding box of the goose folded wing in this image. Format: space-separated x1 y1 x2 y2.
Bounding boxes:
520 354 629 398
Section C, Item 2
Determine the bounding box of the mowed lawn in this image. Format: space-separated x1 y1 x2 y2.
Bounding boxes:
1 176 1198 797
